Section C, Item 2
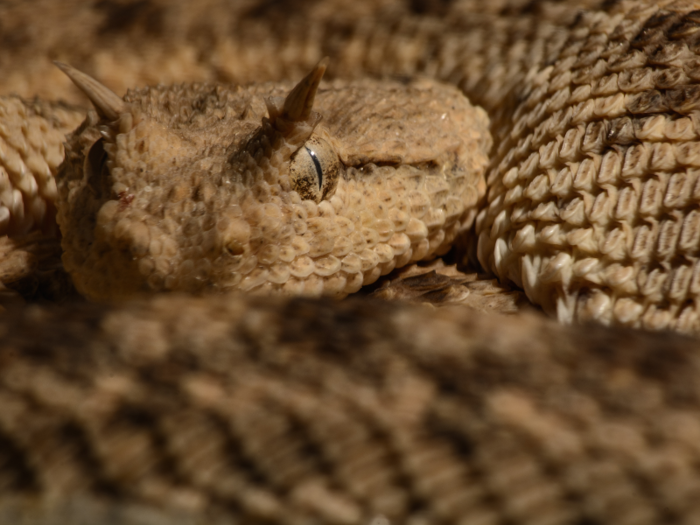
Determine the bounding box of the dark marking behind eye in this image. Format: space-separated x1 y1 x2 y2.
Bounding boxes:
306 146 323 189
85 138 108 197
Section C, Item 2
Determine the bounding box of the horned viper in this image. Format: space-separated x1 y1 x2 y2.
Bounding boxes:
3 0 700 331
2 0 700 523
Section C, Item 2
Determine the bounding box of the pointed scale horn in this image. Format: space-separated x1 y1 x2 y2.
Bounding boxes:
54 62 125 121
282 57 328 122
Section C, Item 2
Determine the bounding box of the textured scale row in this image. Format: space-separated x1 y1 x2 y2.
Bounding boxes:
2 297 700 525
475 1 700 332
0 97 82 236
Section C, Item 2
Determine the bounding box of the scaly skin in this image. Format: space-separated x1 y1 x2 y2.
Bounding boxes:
1 2 700 524
1 296 700 525
55 73 488 300
5 1 700 331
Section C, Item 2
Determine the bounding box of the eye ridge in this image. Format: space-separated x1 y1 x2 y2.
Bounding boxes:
305 146 323 189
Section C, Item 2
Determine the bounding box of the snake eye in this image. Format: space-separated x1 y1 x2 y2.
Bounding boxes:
289 136 342 203
84 138 109 197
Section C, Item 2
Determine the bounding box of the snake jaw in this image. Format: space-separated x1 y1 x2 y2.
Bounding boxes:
55 64 343 300
53 63 489 302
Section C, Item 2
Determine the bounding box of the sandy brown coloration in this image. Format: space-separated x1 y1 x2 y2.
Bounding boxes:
0 296 699 525
55 71 489 301
4 2 700 524
476 1 700 333
0 97 83 236
5 1 700 331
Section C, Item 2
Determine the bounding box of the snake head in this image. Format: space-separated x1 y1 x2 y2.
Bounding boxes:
55 62 490 301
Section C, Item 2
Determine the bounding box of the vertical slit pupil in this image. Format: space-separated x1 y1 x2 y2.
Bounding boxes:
306 146 323 189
